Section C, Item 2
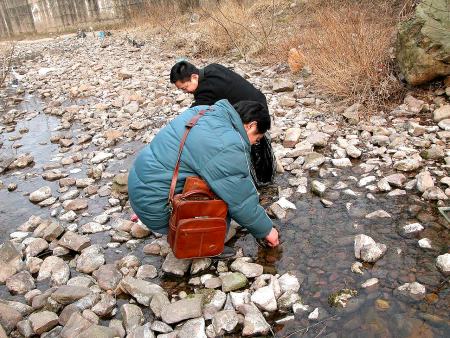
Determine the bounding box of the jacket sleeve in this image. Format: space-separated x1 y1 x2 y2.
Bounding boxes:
199 142 273 239
191 88 218 107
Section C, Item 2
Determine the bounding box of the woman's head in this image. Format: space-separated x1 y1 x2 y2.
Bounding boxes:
233 101 271 145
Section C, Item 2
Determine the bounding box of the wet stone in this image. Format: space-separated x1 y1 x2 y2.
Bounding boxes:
436 253 450 275
230 258 263 278
29 186 52 203
251 285 277 312
238 303 270 336
396 282 426 301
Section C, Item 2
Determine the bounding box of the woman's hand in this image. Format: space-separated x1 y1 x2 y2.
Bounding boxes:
265 227 279 247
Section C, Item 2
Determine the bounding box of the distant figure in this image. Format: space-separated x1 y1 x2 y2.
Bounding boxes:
170 61 275 186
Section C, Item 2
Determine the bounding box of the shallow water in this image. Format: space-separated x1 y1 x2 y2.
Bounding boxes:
0 94 449 337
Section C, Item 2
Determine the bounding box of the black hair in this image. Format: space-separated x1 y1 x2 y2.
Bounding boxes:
233 101 271 134
170 61 199 83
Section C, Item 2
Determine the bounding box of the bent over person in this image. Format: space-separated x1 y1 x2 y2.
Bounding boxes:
170 61 275 187
128 100 279 252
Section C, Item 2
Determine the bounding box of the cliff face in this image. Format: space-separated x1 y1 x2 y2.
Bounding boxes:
0 0 140 38
396 0 450 85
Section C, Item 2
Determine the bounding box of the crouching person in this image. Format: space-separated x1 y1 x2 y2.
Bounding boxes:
128 99 279 257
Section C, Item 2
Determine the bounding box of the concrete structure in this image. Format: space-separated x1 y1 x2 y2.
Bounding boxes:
0 0 148 38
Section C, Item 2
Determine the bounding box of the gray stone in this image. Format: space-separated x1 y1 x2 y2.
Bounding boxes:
0 303 22 334
90 152 113 164
302 152 325 169
92 293 116 317
33 221 64 241
277 290 301 311
119 276 166 306
17 319 34 337
121 304 144 334
272 78 294 92
150 293 170 318
211 310 239 336
6 271 35 294
230 258 263 278
161 295 203 324
29 186 52 203
423 187 448 200
63 199 88 211
278 272 301 293
283 128 302 148
93 264 122 291
237 303 270 336
201 289 227 320
162 252 191 276
150 321 172 333
385 173 407 187
59 231 91 252
178 318 206 338
29 311 58 335
60 312 92 338
37 256 70 286
393 158 421 171
51 285 91 304
311 180 326 196
78 325 118 338
436 253 450 276
136 264 158 279
76 245 105 273
220 272 248 292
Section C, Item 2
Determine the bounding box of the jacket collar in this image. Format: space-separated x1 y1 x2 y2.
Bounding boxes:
213 99 250 149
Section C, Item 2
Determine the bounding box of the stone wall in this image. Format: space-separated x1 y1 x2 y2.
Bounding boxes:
0 0 150 38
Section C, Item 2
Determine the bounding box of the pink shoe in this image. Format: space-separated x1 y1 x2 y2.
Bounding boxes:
130 214 139 222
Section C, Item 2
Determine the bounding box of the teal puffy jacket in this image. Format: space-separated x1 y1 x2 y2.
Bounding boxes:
128 99 273 239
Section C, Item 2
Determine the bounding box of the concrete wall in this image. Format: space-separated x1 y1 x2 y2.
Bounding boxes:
0 0 151 38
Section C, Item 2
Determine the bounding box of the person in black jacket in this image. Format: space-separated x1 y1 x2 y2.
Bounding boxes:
170 61 275 186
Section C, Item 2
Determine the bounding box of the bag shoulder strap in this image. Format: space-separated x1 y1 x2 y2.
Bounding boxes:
169 109 208 203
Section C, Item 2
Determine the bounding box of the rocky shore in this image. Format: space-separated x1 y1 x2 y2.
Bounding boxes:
0 33 449 337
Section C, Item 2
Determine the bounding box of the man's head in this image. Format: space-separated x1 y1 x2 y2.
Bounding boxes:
170 61 200 93
233 101 271 145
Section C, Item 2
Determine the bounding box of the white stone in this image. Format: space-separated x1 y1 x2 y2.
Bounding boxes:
418 238 432 249
436 253 450 275
308 308 319 320
276 197 296 210
403 223 424 234
361 278 379 288
250 285 277 312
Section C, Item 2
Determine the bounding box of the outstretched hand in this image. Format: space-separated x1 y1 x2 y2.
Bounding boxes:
265 227 280 247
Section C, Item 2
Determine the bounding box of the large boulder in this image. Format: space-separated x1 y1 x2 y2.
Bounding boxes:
396 0 450 85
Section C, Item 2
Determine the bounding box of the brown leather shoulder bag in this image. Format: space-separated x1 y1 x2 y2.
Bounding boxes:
167 110 228 259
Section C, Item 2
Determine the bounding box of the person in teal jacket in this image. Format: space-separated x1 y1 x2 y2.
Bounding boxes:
128 99 279 247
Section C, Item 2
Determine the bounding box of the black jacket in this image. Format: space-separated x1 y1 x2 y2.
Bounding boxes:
191 64 268 109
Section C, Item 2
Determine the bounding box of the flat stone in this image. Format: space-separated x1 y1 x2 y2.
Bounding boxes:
230 258 263 278
161 295 203 324
162 252 191 276
63 199 88 211
90 152 113 164
211 310 239 336
302 152 325 169
402 222 424 234
25 238 48 257
423 187 448 200
393 158 422 171
220 272 248 292
78 325 118 338
331 158 352 167
6 271 35 294
361 278 379 288
365 210 391 219
51 285 91 305
150 320 173 333
29 311 58 335
33 221 64 241
396 282 426 301
136 264 158 279
76 245 105 273
119 276 166 306
93 264 122 291
59 231 91 252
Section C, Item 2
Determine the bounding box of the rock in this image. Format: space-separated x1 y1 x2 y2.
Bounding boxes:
402 222 424 234
91 152 113 164
121 304 144 334
277 290 301 311
190 258 212 275
396 0 450 85
37 256 70 286
150 293 170 318
251 285 277 311
33 221 64 241
0 303 22 334
272 78 294 92
67 276 93 288
63 199 88 211
306 132 330 147
237 303 270 336
283 128 302 148
162 252 191 276
436 253 450 275
119 276 165 306
76 245 105 273
59 231 91 252
220 272 248 292
361 278 379 288
385 173 407 187
302 152 325 169
29 186 52 203
6 271 35 294
25 238 48 257
92 294 116 317
118 68 133 80
311 180 326 196
396 282 426 300
29 311 58 335
124 101 139 114
433 104 450 122
416 171 434 192
346 145 361 158
343 103 360 124
17 319 34 337
365 210 391 219
130 222 151 238
51 285 91 304
438 118 450 130
288 48 305 73
420 145 445 160
308 307 319 320
268 202 287 219
331 158 352 167
60 312 92 338
393 158 421 171
150 321 172 333
354 234 386 262
11 153 34 169
422 187 448 200
418 238 432 249
211 310 239 336
136 264 158 279
93 264 122 290
78 325 118 338
404 95 426 113
230 258 263 278
161 295 203 324
201 289 227 320
375 299 390 311
278 272 301 293
80 222 109 233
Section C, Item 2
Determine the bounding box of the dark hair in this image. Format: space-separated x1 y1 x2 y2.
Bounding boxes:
170 61 199 83
233 101 271 134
